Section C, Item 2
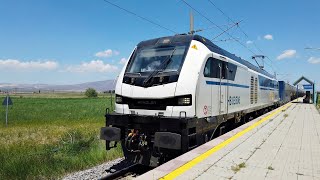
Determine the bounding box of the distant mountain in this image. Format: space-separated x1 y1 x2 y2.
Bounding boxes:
0 80 116 92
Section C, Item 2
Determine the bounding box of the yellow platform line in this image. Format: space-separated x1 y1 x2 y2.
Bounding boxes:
160 103 292 180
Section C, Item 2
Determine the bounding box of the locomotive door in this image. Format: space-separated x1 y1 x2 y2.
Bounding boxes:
218 61 228 115
197 55 213 118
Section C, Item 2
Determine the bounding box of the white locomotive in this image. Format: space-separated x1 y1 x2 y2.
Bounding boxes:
101 34 280 166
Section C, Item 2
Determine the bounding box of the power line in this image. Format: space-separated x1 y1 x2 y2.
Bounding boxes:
194 22 238 33
180 0 257 55
206 0 277 72
207 0 249 38
212 37 240 42
212 20 242 40
102 0 177 34
182 0 276 73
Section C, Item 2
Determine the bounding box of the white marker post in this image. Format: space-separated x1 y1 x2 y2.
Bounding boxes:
2 94 12 127
5 94 8 127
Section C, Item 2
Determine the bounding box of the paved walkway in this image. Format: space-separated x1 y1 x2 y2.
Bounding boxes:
138 101 320 180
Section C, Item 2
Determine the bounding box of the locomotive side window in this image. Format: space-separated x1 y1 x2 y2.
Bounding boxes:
203 57 222 78
212 59 221 78
220 61 226 79
258 75 278 89
203 58 237 80
204 58 212 77
227 63 237 81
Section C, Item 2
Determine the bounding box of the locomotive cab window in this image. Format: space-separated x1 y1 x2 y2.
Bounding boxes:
126 45 187 74
203 58 233 80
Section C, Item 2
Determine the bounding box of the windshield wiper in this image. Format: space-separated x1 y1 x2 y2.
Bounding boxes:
125 72 142 77
142 48 176 87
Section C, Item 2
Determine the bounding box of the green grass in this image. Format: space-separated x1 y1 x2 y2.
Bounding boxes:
231 162 246 173
0 94 122 179
267 165 274 170
0 92 112 99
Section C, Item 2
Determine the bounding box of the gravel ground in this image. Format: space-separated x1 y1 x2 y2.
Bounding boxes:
62 158 127 180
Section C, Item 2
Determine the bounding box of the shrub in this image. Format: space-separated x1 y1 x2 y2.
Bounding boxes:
85 88 98 98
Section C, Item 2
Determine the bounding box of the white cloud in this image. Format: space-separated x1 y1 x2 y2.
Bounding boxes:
95 49 112 58
95 49 119 58
264 34 273 40
246 40 253 44
114 50 120 56
66 60 118 73
308 57 320 64
119 58 127 65
276 50 297 60
0 59 58 70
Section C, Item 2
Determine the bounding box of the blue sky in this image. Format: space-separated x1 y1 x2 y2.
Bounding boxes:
0 0 319 88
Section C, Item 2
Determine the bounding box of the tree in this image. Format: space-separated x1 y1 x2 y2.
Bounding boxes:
85 88 98 98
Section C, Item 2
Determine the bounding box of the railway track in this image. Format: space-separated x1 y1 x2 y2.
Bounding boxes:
62 158 152 180
100 163 152 180
64 109 274 180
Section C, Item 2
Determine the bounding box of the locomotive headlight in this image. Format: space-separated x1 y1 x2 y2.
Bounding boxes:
178 97 191 105
115 95 123 104
177 95 192 106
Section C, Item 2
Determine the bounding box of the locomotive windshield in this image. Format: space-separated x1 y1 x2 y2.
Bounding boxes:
126 45 187 74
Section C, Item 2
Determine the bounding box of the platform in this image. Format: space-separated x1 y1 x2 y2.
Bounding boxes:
137 100 320 179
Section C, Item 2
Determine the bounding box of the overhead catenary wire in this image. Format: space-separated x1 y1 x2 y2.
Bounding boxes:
194 22 242 33
200 23 236 31
212 37 240 42
102 0 276 73
212 20 243 40
180 0 257 55
206 0 277 72
207 0 249 38
102 0 177 34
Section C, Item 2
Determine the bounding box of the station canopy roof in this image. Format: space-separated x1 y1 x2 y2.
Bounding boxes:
293 76 314 86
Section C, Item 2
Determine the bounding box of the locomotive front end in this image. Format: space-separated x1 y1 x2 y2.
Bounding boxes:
100 35 203 166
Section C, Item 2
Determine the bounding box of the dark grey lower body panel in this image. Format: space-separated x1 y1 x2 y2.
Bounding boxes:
100 101 280 167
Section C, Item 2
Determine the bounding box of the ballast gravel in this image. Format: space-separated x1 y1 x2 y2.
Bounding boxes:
62 158 125 180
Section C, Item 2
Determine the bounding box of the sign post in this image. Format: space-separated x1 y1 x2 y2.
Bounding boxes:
2 94 13 127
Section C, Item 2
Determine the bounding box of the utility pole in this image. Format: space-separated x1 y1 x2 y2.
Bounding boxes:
189 11 195 34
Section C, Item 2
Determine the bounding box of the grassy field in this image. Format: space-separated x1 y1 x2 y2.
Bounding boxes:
0 93 122 179
1 92 112 99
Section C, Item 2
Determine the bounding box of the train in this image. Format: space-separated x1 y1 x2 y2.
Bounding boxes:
279 81 304 103
100 34 304 167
